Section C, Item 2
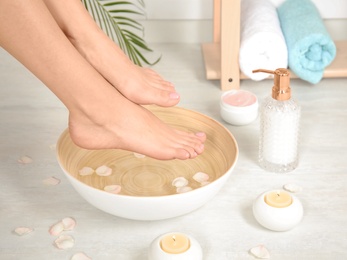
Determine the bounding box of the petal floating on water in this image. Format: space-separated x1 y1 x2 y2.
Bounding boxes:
95 165 112 176
134 152 146 158
193 172 209 183
78 167 94 176
172 177 189 188
104 185 121 194
176 186 193 194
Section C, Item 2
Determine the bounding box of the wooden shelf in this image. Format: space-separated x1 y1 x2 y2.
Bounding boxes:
202 0 347 90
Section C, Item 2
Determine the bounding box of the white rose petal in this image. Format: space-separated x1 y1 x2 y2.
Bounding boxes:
95 165 112 176
172 177 189 188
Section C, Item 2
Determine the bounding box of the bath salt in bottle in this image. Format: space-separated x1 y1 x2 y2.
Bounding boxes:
253 68 301 173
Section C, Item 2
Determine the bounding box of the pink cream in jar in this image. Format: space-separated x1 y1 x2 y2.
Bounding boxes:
220 90 258 125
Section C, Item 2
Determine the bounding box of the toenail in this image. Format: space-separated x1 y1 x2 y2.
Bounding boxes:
169 92 180 99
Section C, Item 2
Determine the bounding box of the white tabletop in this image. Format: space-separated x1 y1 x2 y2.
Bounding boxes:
1 44 347 260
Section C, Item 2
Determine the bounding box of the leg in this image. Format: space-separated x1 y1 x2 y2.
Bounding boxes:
42 0 180 107
0 0 205 160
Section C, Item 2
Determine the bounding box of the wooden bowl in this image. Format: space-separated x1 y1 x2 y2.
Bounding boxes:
56 106 238 220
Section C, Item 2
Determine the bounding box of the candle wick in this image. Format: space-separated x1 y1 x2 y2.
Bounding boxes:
172 235 176 242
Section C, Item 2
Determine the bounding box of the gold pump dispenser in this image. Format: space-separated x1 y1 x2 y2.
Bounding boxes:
253 68 291 101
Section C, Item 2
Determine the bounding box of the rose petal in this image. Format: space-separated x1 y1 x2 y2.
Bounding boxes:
172 177 189 188
78 167 94 176
43 176 61 186
283 183 303 193
71 252 92 260
95 165 112 176
49 144 56 151
104 185 121 194
176 186 193 194
14 227 34 236
200 181 210 186
193 172 209 183
134 152 146 158
18 156 33 164
49 221 65 236
54 235 75 250
61 217 76 231
249 244 270 259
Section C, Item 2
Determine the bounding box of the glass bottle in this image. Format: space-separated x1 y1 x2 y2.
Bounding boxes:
254 68 301 173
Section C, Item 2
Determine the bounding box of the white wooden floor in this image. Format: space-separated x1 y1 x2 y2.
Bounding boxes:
1 44 347 259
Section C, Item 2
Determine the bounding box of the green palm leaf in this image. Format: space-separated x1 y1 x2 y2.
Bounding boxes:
81 0 160 66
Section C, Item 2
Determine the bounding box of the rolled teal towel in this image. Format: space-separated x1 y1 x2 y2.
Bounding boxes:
277 0 336 84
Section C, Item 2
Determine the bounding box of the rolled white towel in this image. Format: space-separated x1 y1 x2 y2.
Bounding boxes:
239 0 288 81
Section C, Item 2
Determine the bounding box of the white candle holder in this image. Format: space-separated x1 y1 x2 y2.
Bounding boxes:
253 190 304 231
148 232 203 260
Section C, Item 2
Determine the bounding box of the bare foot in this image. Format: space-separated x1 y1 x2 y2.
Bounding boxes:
68 89 206 160
70 31 180 107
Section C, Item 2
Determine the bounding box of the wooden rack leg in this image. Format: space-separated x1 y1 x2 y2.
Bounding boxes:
214 0 221 43
221 0 240 90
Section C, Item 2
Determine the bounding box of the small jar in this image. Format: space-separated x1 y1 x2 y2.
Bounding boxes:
220 90 258 126
148 232 203 260
253 190 304 231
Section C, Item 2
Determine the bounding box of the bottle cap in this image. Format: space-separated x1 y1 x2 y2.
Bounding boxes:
253 68 291 101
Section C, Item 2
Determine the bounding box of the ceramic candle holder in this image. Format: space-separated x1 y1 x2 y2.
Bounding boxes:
253 190 304 231
220 89 258 126
148 232 203 260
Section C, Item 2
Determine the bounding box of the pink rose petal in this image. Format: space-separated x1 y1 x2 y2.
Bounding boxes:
49 221 65 236
172 177 188 188
78 167 94 176
43 176 61 186
176 186 193 194
95 165 112 176
18 156 33 164
61 217 76 231
71 252 92 260
193 172 209 183
249 244 270 259
104 185 121 194
54 235 75 250
14 227 34 236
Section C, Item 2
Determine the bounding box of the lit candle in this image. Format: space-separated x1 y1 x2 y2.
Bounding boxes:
253 190 304 231
160 233 190 254
148 232 203 260
264 190 292 208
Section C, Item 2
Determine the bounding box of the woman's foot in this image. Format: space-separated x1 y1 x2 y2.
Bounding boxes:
68 92 206 160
